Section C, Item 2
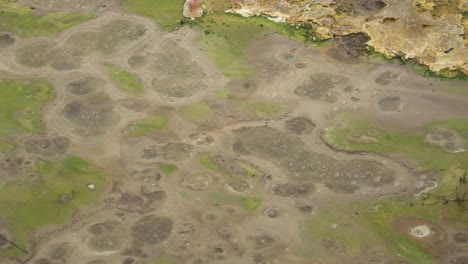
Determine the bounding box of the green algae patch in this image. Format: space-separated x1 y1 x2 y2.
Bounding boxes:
123 0 184 31
192 13 321 78
241 99 286 117
208 192 262 210
324 112 468 173
198 154 227 175
179 102 212 121
193 14 270 78
0 79 53 151
0 2 93 38
160 164 177 175
108 65 144 94
129 116 168 135
238 161 262 178
300 200 437 264
0 156 106 257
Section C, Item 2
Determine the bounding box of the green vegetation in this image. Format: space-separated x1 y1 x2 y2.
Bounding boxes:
192 13 319 77
0 79 53 151
208 192 262 210
325 112 468 174
123 0 323 77
238 161 262 178
198 154 227 175
368 50 468 81
0 1 93 38
108 65 144 94
123 0 185 30
241 98 286 117
160 164 177 175
412 63 468 81
0 156 106 256
300 199 451 264
129 116 168 135
152 254 180 264
179 102 212 121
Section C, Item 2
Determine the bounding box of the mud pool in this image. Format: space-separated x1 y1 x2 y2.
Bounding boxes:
0 1 467 264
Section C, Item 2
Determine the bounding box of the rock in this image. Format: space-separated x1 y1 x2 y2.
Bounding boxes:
229 0 468 75
183 0 204 19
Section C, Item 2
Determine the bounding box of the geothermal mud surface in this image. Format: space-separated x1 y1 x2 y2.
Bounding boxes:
0 2 467 264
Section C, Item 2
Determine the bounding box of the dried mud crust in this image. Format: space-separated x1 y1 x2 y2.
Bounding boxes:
285 116 316 134
61 92 119 136
294 73 351 103
24 135 71 157
148 41 208 98
87 220 128 252
12 19 147 71
130 215 173 244
233 126 395 194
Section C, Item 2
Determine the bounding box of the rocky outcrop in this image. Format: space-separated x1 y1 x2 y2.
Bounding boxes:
228 0 468 75
183 0 204 19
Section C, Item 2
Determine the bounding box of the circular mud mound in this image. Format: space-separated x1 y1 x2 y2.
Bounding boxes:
426 128 466 153
377 96 402 111
0 33 15 48
131 215 173 244
285 116 316 134
61 92 119 136
375 72 399 86
66 77 105 96
14 40 55 67
182 171 212 190
294 73 350 103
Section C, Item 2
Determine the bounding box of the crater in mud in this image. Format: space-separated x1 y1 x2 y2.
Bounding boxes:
25 136 71 157
61 92 119 136
375 72 399 86
272 182 315 197
150 41 207 98
447 254 468 264
87 220 127 252
327 33 370 63
452 231 468 244
426 128 466 153
294 73 350 103
285 116 316 134
0 33 15 48
232 126 395 194
377 96 403 112
14 40 55 67
225 79 257 100
131 215 173 244
183 171 212 190
96 20 146 54
67 77 105 96
354 0 387 14
50 49 81 71
47 244 70 261
161 143 194 161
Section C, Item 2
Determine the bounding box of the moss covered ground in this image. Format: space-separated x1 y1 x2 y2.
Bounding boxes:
0 79 53 151
108 65 144 94
0 1 93 38
129 115 168 135
0 156 106 256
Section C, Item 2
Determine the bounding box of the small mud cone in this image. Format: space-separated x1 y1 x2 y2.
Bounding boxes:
183 0 204 19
